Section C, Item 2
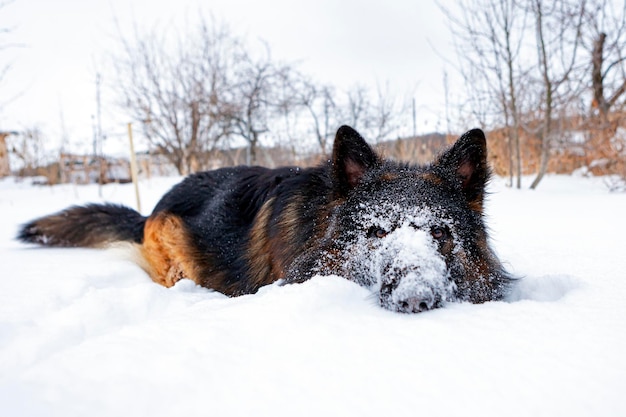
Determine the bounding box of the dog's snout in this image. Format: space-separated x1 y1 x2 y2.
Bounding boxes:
398 294 436 313
376 246 453 313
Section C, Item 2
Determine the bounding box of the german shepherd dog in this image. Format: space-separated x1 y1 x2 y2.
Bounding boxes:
18 126 511 313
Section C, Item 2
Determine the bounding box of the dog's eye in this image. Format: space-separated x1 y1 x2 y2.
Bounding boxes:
431 226 447 240
368 227 388 239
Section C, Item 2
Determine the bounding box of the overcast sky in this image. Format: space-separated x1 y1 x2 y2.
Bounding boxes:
0 0 457 155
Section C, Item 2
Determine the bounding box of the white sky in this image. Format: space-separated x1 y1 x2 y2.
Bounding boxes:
0 0 458 155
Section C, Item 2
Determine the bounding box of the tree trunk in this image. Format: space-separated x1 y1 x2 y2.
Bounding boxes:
591 33 608 119
530 0 552 190
530 136 550 189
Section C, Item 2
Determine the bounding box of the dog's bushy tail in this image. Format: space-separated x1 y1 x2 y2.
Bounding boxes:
17 204 146 248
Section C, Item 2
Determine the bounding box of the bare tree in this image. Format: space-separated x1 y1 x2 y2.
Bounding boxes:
368 82 402 142
587 0 626 120
0 0 20 112
298 80 408 156
112 17 235 174
339 83 406 144
299 80 338 155
0 1 12 77
443 0 594 189
591 34 626 119
582 0 626 185
1 1 20 177
223 45 275 165
10 126 46 175
528 0 586 189
440 0 529 188
272 69 304 160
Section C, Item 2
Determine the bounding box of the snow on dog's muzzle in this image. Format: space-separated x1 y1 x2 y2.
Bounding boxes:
371 225 456 313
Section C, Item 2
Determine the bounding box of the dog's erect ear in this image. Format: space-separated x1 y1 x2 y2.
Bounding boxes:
434 128 489 210
331 125 380 197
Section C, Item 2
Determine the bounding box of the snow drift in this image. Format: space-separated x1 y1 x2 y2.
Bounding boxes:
0 175 625 417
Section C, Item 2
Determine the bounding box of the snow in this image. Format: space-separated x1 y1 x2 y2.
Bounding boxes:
1 175 625 417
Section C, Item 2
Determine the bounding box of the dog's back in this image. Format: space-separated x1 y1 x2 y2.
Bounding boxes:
140 165 331 294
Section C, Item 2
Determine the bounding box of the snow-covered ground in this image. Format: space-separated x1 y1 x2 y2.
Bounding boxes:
1 174 625 417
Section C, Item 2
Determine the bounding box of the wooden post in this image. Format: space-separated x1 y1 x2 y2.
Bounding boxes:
127 123 142 213
0 133 10 177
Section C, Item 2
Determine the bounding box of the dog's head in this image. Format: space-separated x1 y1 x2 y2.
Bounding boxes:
316 126 510 313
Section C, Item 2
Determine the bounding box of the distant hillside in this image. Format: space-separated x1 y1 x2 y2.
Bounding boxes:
376 133 449 164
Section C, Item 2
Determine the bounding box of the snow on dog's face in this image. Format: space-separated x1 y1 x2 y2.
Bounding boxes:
309 126 511 313
341 202 459 313
327 173 482 313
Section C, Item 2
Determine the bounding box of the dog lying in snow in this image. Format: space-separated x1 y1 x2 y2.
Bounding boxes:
19 125 511 313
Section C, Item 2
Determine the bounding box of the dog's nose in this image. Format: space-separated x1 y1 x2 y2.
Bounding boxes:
399 294 436 313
